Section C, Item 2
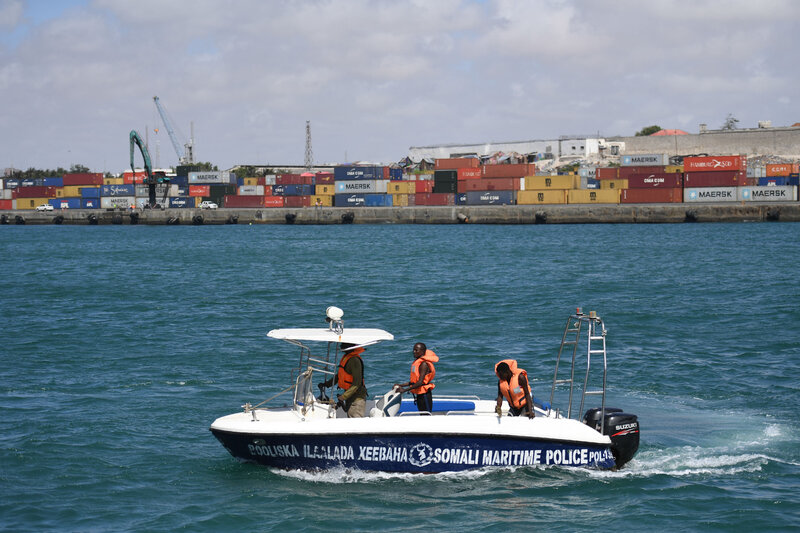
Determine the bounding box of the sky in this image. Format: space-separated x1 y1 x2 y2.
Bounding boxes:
1 0 798 173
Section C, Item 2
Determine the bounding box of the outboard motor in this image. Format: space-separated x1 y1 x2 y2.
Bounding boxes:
583 407 640 469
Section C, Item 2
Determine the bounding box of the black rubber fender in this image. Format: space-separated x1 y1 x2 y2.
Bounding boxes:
766 207 781 222
226 215 239 224
129 212 139 225
535 211 547 224
15 215 25 225
285 213 297 224
1 214 9 224
684 210 698 223
111 214 123 225
341 211 355 224
167 216 180 225
53 215 64 225
192 214 204 225
87 213 99 225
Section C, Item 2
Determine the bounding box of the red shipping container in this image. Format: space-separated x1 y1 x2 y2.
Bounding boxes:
63 173 103 186
435 158 480 170
766 163 798 176
122 170 147 184
277 174 310 185
482 164 535 178
460 178 518 192
189 185 210 197
256 176 266 186
284 195 310 207
621 188 683 203
683 155 746 172
596 167 619 180
457 168 483 180
13 186 56 198
415 180 434 194
684 171 741 187
224 195 266 208
315 172 334 184
626 173 684 188
264 196 284 208
415 193 454 206
0 199 12 210
618 166 666 179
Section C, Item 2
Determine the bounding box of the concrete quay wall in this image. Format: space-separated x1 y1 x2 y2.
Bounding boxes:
614 127 800 158
2 204 799 225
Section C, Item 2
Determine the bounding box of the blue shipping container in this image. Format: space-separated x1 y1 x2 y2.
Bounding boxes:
389 168 403 180
44 177 64 187
81 187 101 198
334 194 367 207
237 177 245 186
364 194 393 207
455 193 467 205
271 185 286 196
22 178 44 187
4 179 20 189
169 197 193 208
585 178 601 189
101 184 137 197
465 190 516 205
49 198 82 209
171 175 189 186
334 166 384 181
81 198 99 209
282 184 312 196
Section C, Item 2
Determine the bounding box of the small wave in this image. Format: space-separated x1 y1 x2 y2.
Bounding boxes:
269 465 543 484
598 448 770 479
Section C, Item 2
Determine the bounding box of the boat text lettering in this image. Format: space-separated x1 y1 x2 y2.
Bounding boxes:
248 444 300 458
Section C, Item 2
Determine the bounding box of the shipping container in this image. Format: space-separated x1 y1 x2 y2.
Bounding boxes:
580 177 601 189
0 189 11 200
434 158 479 170
738 186 797 202
683 187 737 202
364 194 393 207
392 194 409 207
758 177 790 186
64 173 103 186
188 171 233 185
14 186 56 198
169 197 195 208
104 177 124 185
81 187 101 198
315 184 336 195
620 188 683 203
618 166 667 179
334 166 384 181
43 177 64 187
224 195 267 208
464 190 516 205
626 173 684 188
457 168 482 180
415 180 434 194
684 171 740 187
277 174 311 185
57 186 84 198
238 185 265 196
621 154 668 166
595 168 619 180
101 184 137 197
523 176 577 190
264 196 284 208
765 163 798 176
432 180 458 194
16 197 51 209
335 194 367 207
579 168 596 178
567 190 620 204
664 165 684 174
599 179 628 190
517 190 567 205
482 163 536 178
414 193 454 206
100 196 136 209
683 155 746 172
315 172 334 184
49 198 82 209
134 184 173 197
460 178 518 192
335 180 388 194
386 181 413 194
189 185 210 197
21 178 44 187
434 170 458 182
81 198 100 209
0 199 13 210
4 179 21 189
309 195 334 207
284 195 310 208
242 177 259 186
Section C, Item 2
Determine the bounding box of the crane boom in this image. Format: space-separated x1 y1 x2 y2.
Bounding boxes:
130 129 169 208
153 96 194 165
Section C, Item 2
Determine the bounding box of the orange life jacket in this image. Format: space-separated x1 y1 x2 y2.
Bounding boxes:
337 347 365 389
495 359 531 410
410 349 438 394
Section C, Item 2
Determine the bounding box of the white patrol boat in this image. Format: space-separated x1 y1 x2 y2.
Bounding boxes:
209 307 640 473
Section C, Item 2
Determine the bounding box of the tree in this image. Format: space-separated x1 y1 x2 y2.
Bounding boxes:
69 164 90 173
721 113 739 130
193 161 218 171
635 125 662 137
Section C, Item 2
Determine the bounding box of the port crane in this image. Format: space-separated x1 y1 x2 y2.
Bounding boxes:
130 130 170 208
153 96 194 165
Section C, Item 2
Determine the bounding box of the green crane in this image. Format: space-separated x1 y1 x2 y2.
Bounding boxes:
130 130 169 208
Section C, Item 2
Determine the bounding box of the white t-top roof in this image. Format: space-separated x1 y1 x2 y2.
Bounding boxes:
267 328 394 345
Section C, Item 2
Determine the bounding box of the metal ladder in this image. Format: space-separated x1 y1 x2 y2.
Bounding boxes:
549 310 607 427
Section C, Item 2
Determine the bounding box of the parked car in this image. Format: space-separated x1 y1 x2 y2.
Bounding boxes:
36 204 54 211
199 201 218 209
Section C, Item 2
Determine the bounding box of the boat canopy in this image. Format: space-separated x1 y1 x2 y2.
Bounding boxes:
267 328 394 346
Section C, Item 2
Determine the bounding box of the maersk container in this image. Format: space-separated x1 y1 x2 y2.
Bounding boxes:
465 190 515 205
739 186 797 202
334 166 383 181
49 198 81 209
44 177 63 187
364 194 393 207
238 185 265 196
81 198 99 209
81 187 101 198
621 154 668 166
102 184 136 197
188 171 233 185
100 196 136 209
334 194 366 207
683 187 737 203
169 197 194 208
335 180 387 194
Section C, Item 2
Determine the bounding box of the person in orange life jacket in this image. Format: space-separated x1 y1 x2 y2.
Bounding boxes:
318 343 368 418
494 360 535 418
393 342 438 412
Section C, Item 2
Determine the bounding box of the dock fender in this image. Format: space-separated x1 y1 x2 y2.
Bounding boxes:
534 211 547 224
87 214 98 225
192 214 204 225
1 214 9 224
285 213 297 224
53 215 64 225
111 214 123 225
15 215 25 225
226 214 238 224
129 212 139 225
166 216 180 225
684 210 698 223
341 211 355 224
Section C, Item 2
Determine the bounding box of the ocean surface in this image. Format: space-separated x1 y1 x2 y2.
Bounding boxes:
1 222 799 532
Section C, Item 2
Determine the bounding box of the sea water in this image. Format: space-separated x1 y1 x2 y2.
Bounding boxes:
1 223 799 531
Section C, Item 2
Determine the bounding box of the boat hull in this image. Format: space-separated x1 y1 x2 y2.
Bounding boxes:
210 429 616 472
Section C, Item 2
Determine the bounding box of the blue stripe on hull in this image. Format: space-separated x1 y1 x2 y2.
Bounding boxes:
211 430 616 472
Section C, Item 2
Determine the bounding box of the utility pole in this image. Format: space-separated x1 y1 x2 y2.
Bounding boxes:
304 120 313 170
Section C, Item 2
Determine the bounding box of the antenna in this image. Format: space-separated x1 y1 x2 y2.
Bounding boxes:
305 120 313 170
